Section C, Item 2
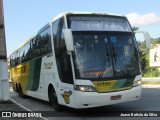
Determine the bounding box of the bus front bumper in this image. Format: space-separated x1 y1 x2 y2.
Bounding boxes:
75 85 141 108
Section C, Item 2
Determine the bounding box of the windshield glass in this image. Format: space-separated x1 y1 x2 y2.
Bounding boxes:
72 33 140 79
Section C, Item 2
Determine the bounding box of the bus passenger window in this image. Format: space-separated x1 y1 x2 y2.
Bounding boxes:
53 17 73 84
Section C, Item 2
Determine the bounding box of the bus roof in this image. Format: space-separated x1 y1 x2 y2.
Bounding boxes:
50 11 126 23
10 11 126 56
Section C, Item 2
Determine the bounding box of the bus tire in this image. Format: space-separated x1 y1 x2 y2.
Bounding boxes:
18 84 26 99
49 86 62 111
16 83 19 93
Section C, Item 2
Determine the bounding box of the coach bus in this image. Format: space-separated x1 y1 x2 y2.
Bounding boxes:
10 12 151 111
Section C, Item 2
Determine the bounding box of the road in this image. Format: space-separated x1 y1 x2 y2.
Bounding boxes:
10 86 160 120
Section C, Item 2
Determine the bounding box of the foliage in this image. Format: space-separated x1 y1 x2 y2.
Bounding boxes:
132 26 139 32
138 37 160 77
132 26 160 77
151 37 160 45
142 80 160 85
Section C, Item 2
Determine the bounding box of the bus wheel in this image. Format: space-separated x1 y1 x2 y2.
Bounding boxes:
16 84 19 93
18 85 26 99
49 87 62 111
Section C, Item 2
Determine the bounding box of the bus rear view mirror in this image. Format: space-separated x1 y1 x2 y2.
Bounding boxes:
135 31 151 49
143 32 151 49
63 29 74 53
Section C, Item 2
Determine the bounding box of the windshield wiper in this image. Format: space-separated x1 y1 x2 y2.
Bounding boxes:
97 42 110 78
111 43 117 65
117 58 132 78
111 43 132 78
115 56 132 78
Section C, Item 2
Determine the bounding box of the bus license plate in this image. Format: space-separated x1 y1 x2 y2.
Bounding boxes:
110 95 121 100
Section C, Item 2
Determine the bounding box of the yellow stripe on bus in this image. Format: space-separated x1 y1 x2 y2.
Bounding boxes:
92 80 132 92
10 63 29 95
92 80 116 92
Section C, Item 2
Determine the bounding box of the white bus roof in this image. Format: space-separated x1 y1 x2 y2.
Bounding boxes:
50 11 126 23
10 11 126 56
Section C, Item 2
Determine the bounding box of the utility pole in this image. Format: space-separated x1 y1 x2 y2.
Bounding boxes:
0 0 10 101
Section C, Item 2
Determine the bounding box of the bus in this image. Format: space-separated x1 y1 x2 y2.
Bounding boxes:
10 12 151 111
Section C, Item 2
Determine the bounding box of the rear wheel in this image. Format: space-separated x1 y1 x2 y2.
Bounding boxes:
16 84 19 93
18 85 26 99
49 87 62 111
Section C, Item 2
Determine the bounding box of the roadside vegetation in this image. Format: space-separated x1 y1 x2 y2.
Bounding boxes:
138 37 160 78
142 80 160 85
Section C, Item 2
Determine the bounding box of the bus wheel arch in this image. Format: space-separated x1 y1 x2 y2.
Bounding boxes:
48 84 62 111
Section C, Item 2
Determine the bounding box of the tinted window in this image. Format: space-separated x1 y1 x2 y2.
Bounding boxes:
24 42 31 62
53 17 73 84
39 27 52 55
32 27 52 58
52 19 61 55
10 26 52 66
10 55 14 67
19 45 25 63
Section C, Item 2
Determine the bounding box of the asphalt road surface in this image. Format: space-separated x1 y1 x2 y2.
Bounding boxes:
10 86 160 120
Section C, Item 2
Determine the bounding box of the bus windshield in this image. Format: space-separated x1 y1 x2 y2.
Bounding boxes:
67 15 140 80
72 33 140 79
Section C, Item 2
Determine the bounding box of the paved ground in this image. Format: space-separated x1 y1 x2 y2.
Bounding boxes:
0 101 23 111
0 100 43 120
0 83 160 120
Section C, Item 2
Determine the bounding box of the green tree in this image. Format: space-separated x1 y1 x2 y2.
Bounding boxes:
138 37 160 77
132 27 139 32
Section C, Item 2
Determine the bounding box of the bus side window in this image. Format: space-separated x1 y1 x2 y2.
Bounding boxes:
20 46 24 63
10 55 12 68
12 53 15 67
38 27 52 55
60 25 73 84
15 51 17 65
52 19 61 56
32 37 38 58
52 18 73 84
17 49 20 65
24 42 30 62
15 50 20 66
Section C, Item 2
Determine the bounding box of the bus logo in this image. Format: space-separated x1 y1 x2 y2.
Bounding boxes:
62 91 72 104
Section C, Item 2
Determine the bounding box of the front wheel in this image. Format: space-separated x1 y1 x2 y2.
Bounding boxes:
49 87 62 111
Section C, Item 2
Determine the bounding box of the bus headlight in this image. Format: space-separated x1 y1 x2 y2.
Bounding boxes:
75 85 96 92
133 80 142 87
